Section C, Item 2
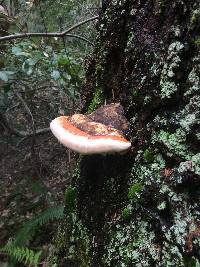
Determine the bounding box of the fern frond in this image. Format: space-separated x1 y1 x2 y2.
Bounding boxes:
1 241 42 267
14 204 64 246
0 205 64 266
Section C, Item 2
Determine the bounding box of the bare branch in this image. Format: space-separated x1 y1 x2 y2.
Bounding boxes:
65 33 95 46
15 91 35 129
61 15 98 35
0 15 99 42
9 126 50 137
0 112 50 137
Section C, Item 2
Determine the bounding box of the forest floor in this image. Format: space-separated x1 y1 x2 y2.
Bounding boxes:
0 134 65 243
0 87 78 250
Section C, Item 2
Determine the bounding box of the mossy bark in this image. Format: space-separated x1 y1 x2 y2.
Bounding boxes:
51 1 200 266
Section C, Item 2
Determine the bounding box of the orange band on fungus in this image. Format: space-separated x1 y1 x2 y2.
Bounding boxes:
58 116 130 143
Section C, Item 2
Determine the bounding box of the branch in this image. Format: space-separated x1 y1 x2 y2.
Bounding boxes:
61 16 98 35
64 33 95 46
0 112 50 137
0 15 99 42
9 126 50 137
15 91 35 129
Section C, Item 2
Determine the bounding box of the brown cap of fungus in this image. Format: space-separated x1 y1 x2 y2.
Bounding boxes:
50 104 131 154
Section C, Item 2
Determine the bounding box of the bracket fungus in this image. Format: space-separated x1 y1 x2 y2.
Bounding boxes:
50 103 131 154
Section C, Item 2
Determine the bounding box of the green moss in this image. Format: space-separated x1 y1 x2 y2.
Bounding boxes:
49 170 91 267
48 195 89 266
128 183 143 200
121 207 132 221
191 8 200 25
49 213 91 267
143 149 154 163
64 186 77 213
54 224 67 252
184 256 200 267
96 63 103 74
194 38 200 47
87 87 104 113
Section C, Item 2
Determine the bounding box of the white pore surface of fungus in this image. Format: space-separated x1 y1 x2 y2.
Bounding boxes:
50 116 131 154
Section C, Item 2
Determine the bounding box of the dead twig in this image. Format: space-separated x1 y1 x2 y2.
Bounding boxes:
64 33 95 46
15 91 35 131
0 15 99 42
0 112 50 137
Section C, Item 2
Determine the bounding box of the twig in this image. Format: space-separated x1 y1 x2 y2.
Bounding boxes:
16 127 50 137
15 92 35 129
5 103 20 112
13 125 50 137
64 33 94 46
62 16 98 35
0 112 50 137
0 15 99 42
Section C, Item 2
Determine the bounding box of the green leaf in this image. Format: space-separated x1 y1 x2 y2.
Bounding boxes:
26 58 37 66
121 207 132 220
57 57 70 67
12 46 30 57
22 59 37 75
14 205 64 246
0 242 42 267
143 149 154 163
51 70 60 80
0 71 8 81
0 71 15 82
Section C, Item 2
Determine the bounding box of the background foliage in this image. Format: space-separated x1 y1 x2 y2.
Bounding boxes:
0 0 98 266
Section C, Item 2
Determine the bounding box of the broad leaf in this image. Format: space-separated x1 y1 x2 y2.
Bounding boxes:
51 70 60 80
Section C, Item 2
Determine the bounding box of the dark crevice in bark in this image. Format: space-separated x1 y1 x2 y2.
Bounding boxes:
77 154 133 265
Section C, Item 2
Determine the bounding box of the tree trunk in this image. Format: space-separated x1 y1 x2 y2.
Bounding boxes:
49 0 200 266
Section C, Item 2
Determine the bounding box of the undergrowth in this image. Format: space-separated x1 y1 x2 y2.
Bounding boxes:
1 205 65 266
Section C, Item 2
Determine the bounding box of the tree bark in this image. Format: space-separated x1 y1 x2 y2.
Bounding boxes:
50 1 200 266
